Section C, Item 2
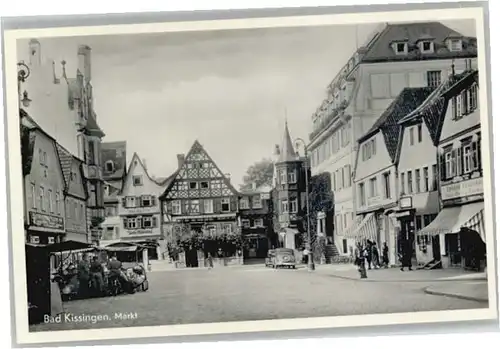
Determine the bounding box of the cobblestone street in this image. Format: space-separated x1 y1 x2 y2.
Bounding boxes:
30 265 487 332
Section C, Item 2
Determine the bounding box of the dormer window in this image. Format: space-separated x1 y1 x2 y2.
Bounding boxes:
105 160 115 173
393 42 408 55
420 41 434 54
448 38 463 52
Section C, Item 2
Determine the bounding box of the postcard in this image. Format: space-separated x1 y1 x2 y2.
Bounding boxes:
1 2 498 346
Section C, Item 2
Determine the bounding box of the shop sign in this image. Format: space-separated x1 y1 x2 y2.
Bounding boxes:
441 177 483 201
399 196 413 209
260 193 270 200
128 229 154 235
29 211 64 231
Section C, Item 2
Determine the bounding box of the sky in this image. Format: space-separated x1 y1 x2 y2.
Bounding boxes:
17 19 476 187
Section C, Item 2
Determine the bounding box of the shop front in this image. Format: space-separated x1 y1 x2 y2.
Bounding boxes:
26 211 65 245
416 200 485 270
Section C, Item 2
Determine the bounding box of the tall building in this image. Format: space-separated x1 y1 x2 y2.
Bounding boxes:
159 140 240 267
117 153 170 259
19 40 106 244
272 122 310 250
101 141 127 245
306 22 477 257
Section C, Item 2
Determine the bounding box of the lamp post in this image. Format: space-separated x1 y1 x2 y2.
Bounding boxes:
17 61 32 107
295 137 315 271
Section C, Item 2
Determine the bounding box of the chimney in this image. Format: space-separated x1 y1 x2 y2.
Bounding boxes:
28 39 41 67
252 182 257 190
225 173 231 182
77 45 92 82
142 158 147 170
177 154 185 168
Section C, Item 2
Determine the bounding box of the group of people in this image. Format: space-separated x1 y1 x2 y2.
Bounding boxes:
62 253 135 298
355 240 390 270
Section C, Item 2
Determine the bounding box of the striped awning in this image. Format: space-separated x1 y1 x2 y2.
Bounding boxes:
462 208 486 242
341 215 363 238
417 201 484 237
345 212 377 241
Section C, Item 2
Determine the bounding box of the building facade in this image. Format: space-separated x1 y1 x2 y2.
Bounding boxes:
101 141 127 245
351 88 433 265
21 116 66 245
307 22 477 258
117 153 168 259
417 68 484 270
56 144 89 243
272 123 309 250
239 183 273 258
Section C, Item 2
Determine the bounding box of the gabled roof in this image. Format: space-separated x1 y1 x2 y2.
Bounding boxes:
102 141 127 181
159 140 238 200
397 70 477 149
359 87 434 162
55 144 73 190
361 22 477 63
277 121 299 163
124 152 172 190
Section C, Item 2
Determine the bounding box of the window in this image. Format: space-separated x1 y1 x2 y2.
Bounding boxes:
190 200 200 214
415 215 422 231
223 224 232 234
407 171 413 194
254 218 264 227
409 127 415 146
200 181 209 189
39 149 43 165
343 213 348 229
74 201 78 220
125 196 136 208
444 150 455 178
421 41 433 53
395 42 407 54
427 71 441 88
30 183 36 208
206 225 216 236
240 198 249 209
126 218 137 229
417 124 423 143
48 190 53 213
415 169 421 193
342 239 348 254
30 236 40 244
432 164 438 190
252 195 262 209
344 165 352 187
362 139 376 161
221 198 230 212
172 200 181 214
449 39 462 52
400 172 405 195
105 160 114 173
143 216 153 228
281 200 289 213
290 199 298 213
204 199 214 213
358 183 366 206
132 175 143 186
189 182 198 189
241 219 250 228
288 170 297 184
141 195 152 207
369 177 378 198
88 141 96 165
48 237 55 244
382 172 391 199
38 187 44 211
423 167 429 192
279 170 287 184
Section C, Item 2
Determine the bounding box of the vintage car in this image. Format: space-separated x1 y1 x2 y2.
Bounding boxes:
265 249 276 267
271 248 296 269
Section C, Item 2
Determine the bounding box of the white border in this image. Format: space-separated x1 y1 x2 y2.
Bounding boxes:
3 5 497 345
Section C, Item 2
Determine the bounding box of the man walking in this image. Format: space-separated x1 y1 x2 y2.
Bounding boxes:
77 253 91 298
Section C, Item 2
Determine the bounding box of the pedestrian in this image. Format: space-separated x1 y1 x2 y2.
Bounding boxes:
90 256 104 296
382 242 389 268
302 247 309 264
365 240 373 270
355 242 367 279
107 254 132 294
400 240 413 271
206 253 214 269
77 253 91 298
371 242 380 269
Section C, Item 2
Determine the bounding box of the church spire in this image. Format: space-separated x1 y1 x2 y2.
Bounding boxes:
277 119 298 163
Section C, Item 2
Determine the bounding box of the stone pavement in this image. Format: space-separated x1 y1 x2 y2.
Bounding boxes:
299 264 487 282
424 281 488 303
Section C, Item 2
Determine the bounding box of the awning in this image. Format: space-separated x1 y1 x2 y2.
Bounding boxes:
341 215 363 238
417 202 484 237
462 208 486 242
345 212 377 241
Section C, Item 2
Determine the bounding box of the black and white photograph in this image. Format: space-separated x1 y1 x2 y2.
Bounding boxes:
2 2 498 345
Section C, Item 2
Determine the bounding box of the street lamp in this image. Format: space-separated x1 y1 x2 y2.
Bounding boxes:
295 137 315 272
17 61 32 108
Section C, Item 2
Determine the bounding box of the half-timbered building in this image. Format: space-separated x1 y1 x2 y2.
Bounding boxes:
160 140 240 267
